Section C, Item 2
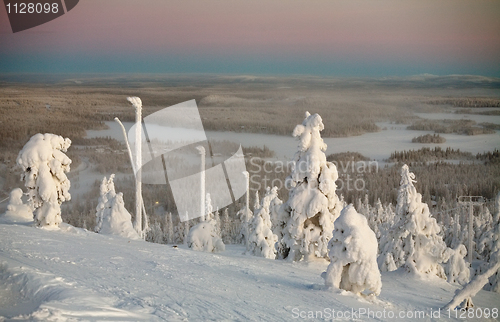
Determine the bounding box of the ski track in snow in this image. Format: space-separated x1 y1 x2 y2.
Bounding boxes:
1 223 499 321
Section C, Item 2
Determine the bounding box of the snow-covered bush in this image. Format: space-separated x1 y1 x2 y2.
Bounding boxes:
187 193 225 252
323 205 382 296
444 244 470 285
281 112 342 261
378 164 449 279
16 133 72 228
1 188 33 223
95 174 140 240
248 187 280 259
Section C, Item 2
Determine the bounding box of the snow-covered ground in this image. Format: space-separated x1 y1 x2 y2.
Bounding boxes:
1 222 499 321
87 121 499 161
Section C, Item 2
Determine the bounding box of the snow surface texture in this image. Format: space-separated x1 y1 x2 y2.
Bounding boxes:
16 133 72 229
1 223 499 321
94 174 140 240
378 164 464 280
323 205 382 296
1 188 33 223
247 186 280 259
282 112 342 261
187 193 225 253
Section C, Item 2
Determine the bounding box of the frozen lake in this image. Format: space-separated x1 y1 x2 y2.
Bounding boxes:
86 120 499 161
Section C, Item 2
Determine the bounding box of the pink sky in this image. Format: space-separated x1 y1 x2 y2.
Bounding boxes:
1 0 499 76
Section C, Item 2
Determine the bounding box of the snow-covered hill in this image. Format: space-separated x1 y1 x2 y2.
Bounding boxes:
0 222 499 321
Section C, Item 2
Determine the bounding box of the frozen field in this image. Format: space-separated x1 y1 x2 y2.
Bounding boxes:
1 222 499 321
87 120 499 161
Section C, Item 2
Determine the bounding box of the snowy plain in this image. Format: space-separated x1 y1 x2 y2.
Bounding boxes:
86 118 500 162
1 222 499 321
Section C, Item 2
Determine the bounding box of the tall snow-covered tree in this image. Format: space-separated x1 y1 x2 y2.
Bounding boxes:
378 164 452 279
281 112 342 261
16 133 72 228
323 205 382 296
95 174 140 240
248 187 280 259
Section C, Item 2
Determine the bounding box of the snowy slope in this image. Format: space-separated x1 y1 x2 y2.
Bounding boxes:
1 222 499 321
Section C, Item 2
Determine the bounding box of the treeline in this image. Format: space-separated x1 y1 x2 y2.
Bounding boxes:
389 147 473 163
426 98 500 108
408 119 495 135
411 133 446 143
388 147 500 164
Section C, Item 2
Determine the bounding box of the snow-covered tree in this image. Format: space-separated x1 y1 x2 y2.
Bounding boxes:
187 193 225 252
221 208 232 244
281 112 342 261
95 174 140 240
476 195 500 293
238 201 253 248
378 165 450 279
1 188 33 223
323 205 382 296
165 212 174 244
248 187 280 259
16 133 72 228
444 244 470 285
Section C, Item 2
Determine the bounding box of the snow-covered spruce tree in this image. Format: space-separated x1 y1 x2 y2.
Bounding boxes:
165 211 174 244
238 200 253 247
187 193 225 252
322 205 382 296
221 208 232 244
444 244 470 285
445 225 500 309
476 193 500 293
281 112 342 261
248 187 280 259
95 174 140 240
16 133 72 228
1 188 33 223
378 164 450 279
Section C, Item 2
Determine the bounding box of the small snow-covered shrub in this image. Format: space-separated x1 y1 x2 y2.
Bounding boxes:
2 188 33 223
248 187 280 259
16 133 72 228
323 205 382 296
187 193 225 253
187 220 225 252
95 174 140 240
444 244 470 285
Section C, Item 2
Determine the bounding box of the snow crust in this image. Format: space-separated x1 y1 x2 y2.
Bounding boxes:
1 223 499 321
